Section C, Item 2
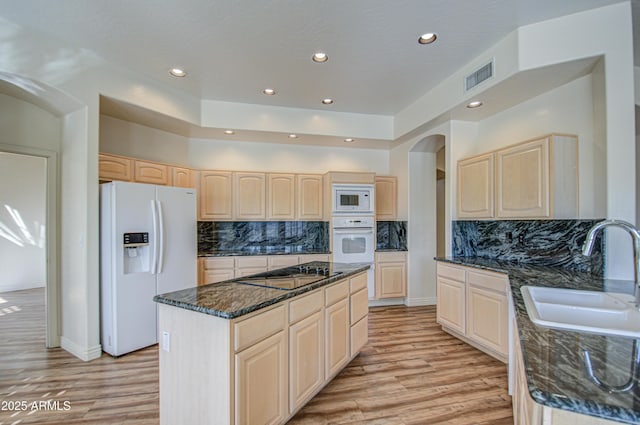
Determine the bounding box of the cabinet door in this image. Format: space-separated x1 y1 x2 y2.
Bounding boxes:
457 153 494 218
171 167 193 188
98 154 132 182
325 298 349 380
235 172 266 220
375 176 397 220
436 277 465 334
296 174 323 220
267 174 295 220
375 262 406 299
200 171 233 220
289 311 324 413
202 269 234 285
496 137 549 218
134 160 169 185
466 285 508 356
235 331 287 425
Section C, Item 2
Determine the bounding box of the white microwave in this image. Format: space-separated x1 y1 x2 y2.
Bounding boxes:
332 184 375 215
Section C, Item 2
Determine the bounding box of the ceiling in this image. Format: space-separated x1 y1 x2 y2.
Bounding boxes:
0 0 632 119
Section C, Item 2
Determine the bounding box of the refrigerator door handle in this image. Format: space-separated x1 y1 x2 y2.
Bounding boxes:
150 199 158 274
157 200 165 274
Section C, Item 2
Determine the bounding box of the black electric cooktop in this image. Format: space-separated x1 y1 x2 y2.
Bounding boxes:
236 262 343 290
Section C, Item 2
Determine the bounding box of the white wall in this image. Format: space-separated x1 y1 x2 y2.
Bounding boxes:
189 138 389 174
0 152 46 292
99 115 190 166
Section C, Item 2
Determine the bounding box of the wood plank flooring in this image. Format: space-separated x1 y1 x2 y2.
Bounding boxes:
0 288 513 424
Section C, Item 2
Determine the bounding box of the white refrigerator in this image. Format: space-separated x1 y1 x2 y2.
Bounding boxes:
100 181 196 356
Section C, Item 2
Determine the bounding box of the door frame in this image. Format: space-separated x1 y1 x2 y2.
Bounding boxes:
0 143 60 347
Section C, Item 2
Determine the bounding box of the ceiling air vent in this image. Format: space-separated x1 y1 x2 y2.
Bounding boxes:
465 60 494 92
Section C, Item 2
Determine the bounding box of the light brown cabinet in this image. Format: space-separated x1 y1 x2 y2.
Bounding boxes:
98 153 132 182
375 176 398 220
457 134 578 219
171 167 194 188
375 251 407 299
296 174 323 220
268 174 296 220
324 298 350 380
457 153 494 219
198 257 235 285
200 171 233 220
235 172 266 220
436 262 508 361
134 160 169 185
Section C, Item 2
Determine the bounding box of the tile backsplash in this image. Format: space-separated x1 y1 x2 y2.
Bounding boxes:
198 221 329 254
376 221 408 251
452 219 604 274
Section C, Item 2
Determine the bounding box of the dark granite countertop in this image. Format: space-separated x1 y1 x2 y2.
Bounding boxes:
198 249 331 257
436 257 640 424
154 262 370 319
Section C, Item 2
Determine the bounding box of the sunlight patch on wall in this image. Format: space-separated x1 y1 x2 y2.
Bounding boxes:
0 204 45 248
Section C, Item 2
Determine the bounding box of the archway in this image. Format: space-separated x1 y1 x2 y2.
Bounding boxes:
406 134 446 306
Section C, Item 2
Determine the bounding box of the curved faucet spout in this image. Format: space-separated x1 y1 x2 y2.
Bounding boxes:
582 219 640 308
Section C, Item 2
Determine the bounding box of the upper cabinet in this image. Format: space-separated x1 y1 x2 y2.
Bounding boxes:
134 160 169 185
200 171 233 220
457 134 578 220
235 172 266 220
296 174 323 220
99 153 132 182
375 176 397 220
268 174 295 220
171 167 194 188
457 153 494 219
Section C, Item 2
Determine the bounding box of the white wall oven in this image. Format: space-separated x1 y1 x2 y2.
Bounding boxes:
332 216 375 297
332 184 374 215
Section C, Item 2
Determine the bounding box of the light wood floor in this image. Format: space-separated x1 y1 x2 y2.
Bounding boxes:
0 288 513 424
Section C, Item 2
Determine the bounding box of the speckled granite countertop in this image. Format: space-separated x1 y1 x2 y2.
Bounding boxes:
154 262 369 319
198 249 331 257
437 257 640 424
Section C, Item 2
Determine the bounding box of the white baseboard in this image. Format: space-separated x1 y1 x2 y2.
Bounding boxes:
0 283 46 293
60 336 102 361
368 298 405 307
405 297 437 307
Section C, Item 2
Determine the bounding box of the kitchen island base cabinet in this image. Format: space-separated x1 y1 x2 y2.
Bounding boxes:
159 271 368 425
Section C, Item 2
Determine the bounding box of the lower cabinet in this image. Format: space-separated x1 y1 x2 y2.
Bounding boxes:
436 261 508 361
289 311 323 413
375 251 407 299
235 331 288 425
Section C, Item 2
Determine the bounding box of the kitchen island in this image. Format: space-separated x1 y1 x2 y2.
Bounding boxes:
437 257 640 425
153 261 370 425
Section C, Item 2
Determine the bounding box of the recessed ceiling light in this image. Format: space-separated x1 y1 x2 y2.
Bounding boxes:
312 52 328 63
169 68 187 77
224 130 235 135
263 88 276 95
418 33 437 44
344 138 355 143
466 100 483 108
322 98 334 105
288 134 298 139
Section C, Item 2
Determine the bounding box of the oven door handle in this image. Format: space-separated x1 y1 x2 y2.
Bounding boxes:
333 228 374 235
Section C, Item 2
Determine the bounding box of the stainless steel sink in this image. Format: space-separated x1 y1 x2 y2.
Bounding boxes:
521 286 640 338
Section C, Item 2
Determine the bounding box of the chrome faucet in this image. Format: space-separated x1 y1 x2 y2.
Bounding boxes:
582 219 640 308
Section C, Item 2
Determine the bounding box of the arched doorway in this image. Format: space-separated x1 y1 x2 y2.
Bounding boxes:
406 134 446 306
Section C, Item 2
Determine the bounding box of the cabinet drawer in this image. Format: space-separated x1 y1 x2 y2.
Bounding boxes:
236 256 268 269
268 255 299 269
203 257 235 269
350 287 368 324
437 263 466 282
325 280 349 306
467 270 508 294
234 305 286 352
349 272 367 294
289 289 323 324
350 316 368 357
375 251 407 263
203 269 234 285
235 267 267 277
